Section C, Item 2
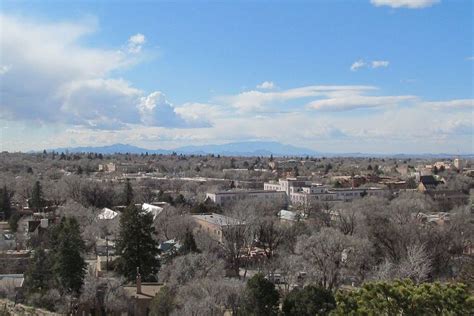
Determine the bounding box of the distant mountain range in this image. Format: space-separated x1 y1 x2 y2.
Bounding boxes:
50 141 319 157
48 141 473 158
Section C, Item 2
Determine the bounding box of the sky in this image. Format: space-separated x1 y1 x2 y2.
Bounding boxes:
0 0 473 154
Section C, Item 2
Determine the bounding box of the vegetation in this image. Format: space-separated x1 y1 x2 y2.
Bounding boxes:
333 279 474 315
116 204 159 281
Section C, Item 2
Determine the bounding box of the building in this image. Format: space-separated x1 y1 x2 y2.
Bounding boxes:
98 162 116 172
0 251 31 274
418 175 442 192
453 158 463 171
123 274 163 316
205 190 286 207
192 213 243 243
264 177 390 206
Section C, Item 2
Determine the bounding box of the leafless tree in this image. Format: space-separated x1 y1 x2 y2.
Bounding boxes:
160 253 225 287
296 227 372 289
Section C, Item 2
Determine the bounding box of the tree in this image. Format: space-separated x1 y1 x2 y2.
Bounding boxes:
333 280 474 315
255 217 286 259
30 180 44 210
282 285 336 316
123 178 134 205
296 227 372 290
160 253 224 287
51 217 87 295
116 204 159 281
0 185 12 220
149 286 177 316
8 212 21 232
24 247 53 296
242 273 280 316
181 229 198 254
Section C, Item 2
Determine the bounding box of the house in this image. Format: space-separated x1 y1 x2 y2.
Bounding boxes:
97 208 118 220
142 203 163 220
123 273 163 316
192 213 244 243
0 250 31 274
0 274 24 295
0 232 16 251
277 210 300 223
425 190 469 209
418 175 442 192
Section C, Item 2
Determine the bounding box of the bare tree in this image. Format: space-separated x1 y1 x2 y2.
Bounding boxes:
296 227 372 289
160 253 225 287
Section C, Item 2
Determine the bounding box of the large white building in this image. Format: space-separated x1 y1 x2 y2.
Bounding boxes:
264 177 389 206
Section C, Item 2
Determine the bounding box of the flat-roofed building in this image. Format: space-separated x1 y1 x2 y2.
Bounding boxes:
206 190 286 206
192 213 244 243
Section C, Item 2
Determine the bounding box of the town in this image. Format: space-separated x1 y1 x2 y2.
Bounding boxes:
0 151 472 314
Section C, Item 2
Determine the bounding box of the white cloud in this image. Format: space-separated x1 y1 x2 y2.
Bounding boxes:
127 33 146 53
370 0 440 9
351 59 390 71
216 85 376 111
350 60 366 71
0 65 11 75
138 92 210 128
308 95 417 111
0 14 200 130
421 99 474 110
371 60 390 68
467 56 474 61
256 81 275 90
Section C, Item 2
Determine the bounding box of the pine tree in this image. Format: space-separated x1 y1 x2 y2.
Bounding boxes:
243 273 280 316
116 204 159 281
51 217 87 295
30 180 44 210
123 178 134 205
24 247 53 296
0 185 12 220
181 229 198 254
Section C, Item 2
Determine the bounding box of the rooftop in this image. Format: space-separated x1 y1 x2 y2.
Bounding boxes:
192 213 243 226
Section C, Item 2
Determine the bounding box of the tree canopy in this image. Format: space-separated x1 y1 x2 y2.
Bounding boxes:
116 204 159 281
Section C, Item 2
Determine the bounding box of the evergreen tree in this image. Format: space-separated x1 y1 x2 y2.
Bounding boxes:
0 185 12 220
30 180 44 210
51 217 87 295
123 178 134 205
116 204 159 281
243 273 280 316
24 247 53 296
282 285 335 316
181 229 198 254
333 279 474 315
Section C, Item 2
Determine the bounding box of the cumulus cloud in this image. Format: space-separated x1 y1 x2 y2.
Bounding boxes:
351 60 366 71
371 60 390 68
138 92 211 128
256 81 275 90
0 14 204 130
370 0 440 9
127 33 146 53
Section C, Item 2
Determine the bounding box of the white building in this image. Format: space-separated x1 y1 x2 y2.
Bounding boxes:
264 177 389 206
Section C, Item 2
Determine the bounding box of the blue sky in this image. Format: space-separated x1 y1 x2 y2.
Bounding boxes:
0 0 472 153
